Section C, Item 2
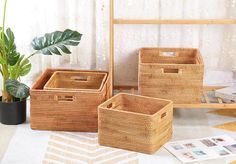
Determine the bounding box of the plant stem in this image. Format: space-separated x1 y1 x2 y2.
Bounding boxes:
1 0 12 102
1 0 7 43
2 77 12 103
26 51 38 60
0 68 3 75
2 64 11 102
2 86 12 103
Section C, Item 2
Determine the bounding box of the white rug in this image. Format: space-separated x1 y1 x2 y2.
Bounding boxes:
43 132 138 164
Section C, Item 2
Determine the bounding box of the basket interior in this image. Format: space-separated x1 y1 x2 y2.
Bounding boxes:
106 94 170 115
140 48 202 64
46 71 106 90
32 69 55 89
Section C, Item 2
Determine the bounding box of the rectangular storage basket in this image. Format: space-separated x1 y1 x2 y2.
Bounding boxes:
30 68 110 132
98 93 173 154
44 71 107 92
138 48 204 104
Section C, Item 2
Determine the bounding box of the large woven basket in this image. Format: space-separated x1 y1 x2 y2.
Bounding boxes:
30 68 111 132
139 48 204 104
98 93 173 154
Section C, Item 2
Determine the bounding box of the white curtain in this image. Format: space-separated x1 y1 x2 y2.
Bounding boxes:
0 0 236 87
107 0 236 86
1 0 98 86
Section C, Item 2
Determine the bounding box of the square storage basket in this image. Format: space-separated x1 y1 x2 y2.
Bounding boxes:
98 93 173 154
30 68 111 132
44 71 107 92
138 48 204 104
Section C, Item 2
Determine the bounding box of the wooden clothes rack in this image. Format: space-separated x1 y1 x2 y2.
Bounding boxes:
109 0 236 109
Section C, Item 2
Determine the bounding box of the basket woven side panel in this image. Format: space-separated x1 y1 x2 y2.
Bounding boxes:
30 68 109 132
139 48 204 104
31 91 106 132
98 94 173 154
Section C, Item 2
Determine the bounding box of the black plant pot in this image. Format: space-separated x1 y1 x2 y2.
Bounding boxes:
0 97 26 125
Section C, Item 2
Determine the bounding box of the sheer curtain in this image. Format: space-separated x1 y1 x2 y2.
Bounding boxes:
0 0 236 88
102 0 236 86
1 0 98 86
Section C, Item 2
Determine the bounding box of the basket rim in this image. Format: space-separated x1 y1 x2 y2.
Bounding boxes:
139 47 199 51
139 63 204 66
98 93 173 117
44 70 108 92
139 47 204 66
31 68 109 94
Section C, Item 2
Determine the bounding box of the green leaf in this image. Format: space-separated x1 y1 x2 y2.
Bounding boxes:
9 55 32 79
0 47 5 65
0 40 7 65
2 28 19 66
57 44 71 54
49 46 61 55
31 29 82 56
18 58 31 76
5 79 30 99
19 63 31 76
8 52 20 66
6 28 15 43
0 57 4 65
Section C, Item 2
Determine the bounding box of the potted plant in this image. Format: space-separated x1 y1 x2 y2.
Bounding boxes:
0 0 82 125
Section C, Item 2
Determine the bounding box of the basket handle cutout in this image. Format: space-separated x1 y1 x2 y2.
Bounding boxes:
56 95 74 102
107 103 113 109
162 68 182 74
160 51 178 57
161 112 167 119
70 76 88 82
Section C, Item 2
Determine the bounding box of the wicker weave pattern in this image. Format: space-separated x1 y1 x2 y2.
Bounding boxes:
138 48 204 103
30 69 110 132
98 93 173 154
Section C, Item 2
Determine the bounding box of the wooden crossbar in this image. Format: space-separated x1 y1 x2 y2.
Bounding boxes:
113 85 236 109
113 19 236 25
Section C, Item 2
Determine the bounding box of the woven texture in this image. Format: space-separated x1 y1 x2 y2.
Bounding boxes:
98 93 173 154
139 48 204 104
30 69 110 132
44 71 107 92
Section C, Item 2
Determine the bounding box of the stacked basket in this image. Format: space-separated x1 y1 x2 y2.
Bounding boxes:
30 68 110 132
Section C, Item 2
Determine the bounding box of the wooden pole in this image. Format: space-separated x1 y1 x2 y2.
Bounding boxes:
109 0 114 96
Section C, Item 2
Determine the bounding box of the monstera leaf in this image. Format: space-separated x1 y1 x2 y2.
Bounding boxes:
0 27 19 66
6 28 20 66
31 29 82 55
5 79 30 99
0 28 7 65
9 55 32 79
